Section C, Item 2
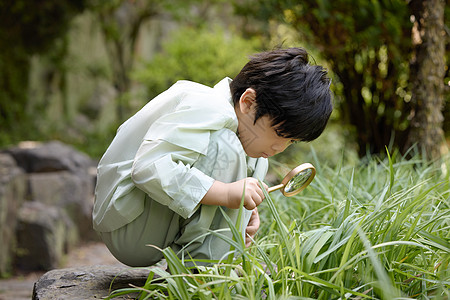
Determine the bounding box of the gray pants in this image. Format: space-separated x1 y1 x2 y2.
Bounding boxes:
99 129 267 267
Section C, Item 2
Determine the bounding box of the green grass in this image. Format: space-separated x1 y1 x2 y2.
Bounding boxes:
106 152 449 299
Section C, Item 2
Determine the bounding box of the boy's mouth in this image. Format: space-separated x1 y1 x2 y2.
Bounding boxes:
262 152 270 158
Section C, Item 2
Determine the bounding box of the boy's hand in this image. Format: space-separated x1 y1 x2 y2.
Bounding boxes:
225 178 268 210
245 207 260 247
201 178 268 210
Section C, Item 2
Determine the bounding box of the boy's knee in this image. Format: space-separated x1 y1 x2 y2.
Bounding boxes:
101 232 164 267
119 248 164 267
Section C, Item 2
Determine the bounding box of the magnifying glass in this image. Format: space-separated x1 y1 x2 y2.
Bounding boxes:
267 163 316 197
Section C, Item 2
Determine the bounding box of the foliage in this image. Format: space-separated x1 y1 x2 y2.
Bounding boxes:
88 0 237 121
271 122 360 174
0 0 86 54
0 0 87 145
133 26 260 101
233 0 449 157
105 153 450 299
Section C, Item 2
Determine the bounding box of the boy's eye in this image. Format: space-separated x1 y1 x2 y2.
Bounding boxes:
275 130 283 137
275 129 298 144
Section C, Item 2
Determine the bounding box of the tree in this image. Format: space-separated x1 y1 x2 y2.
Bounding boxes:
90 0 162 121
0 0 86 144
407 0 447 160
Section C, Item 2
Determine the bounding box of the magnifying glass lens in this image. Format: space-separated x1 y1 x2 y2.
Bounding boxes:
284 169 313 193
267 163 316 197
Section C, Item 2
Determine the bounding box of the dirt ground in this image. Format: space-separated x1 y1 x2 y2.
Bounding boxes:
0 242 124 300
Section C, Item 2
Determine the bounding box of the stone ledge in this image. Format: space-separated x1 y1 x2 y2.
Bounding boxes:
32 265 155 300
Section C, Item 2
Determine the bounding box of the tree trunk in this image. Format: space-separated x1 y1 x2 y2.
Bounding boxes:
407 0 447 160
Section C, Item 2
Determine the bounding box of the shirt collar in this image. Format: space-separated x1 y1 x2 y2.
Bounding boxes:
214 77 233 107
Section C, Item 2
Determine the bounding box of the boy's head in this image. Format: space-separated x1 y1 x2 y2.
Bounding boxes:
230 47 333 144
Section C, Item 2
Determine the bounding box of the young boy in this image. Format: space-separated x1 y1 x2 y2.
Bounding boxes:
93 47 332 267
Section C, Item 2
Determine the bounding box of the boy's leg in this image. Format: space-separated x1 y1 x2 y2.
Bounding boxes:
99 197 181 267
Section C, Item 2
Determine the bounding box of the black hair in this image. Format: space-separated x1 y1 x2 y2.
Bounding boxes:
230 47 333 142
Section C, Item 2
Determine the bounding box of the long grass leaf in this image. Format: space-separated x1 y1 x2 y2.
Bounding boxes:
357 227 401 298
386 147 395 195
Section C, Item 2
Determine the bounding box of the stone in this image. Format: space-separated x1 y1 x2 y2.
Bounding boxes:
2 140 96 175
28 171 95 241
2 140 99 242
1 141 103 274
32 265 154 300
15 201 77 271
0 153 27 277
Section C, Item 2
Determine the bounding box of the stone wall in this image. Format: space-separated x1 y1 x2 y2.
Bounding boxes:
0 141 98 276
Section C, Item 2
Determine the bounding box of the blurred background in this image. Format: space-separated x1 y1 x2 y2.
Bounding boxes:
0 0 449 165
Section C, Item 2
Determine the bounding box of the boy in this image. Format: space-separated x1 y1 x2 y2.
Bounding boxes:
93 47 332 267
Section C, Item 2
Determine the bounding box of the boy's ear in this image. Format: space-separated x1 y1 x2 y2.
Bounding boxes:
239 88 257 114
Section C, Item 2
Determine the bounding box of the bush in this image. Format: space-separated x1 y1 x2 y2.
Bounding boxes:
132 26 260 101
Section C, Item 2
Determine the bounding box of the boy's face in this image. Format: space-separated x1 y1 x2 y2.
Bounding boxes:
236 89 296 158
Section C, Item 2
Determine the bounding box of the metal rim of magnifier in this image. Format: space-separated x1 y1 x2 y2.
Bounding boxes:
280 163 316 197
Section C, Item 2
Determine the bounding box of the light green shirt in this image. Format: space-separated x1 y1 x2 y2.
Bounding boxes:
93 78 268 232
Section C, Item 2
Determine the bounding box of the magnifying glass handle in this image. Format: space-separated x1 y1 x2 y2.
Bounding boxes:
268 184 284 193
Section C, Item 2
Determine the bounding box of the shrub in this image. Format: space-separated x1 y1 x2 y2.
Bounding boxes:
132 26 260 101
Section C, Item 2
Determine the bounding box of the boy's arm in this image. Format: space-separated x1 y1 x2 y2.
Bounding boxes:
132 140 216 219
201 178 268 210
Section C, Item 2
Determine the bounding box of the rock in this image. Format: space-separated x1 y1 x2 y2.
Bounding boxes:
32 265 154 300
28 171 95 241
3 140 96 174
15 201 77 271
0 141 100 274
3 140 99 242
0 153 27 276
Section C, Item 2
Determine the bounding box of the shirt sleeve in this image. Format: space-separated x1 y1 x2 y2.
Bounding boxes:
131 92 237 219
131 140 214 219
